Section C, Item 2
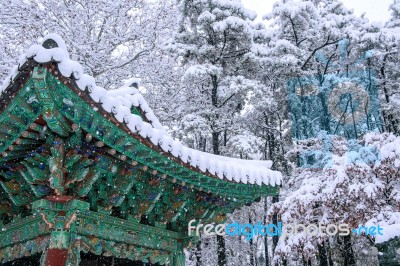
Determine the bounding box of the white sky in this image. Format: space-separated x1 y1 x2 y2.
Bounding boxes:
241 0 393 23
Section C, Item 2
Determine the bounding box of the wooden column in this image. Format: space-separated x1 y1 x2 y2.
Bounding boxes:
170 241 186 266
42 231 70 266
171 251 185 266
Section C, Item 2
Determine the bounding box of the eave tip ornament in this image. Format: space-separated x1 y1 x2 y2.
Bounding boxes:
41 33 68 51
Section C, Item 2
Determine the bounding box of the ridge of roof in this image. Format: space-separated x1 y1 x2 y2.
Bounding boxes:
0 34 282 187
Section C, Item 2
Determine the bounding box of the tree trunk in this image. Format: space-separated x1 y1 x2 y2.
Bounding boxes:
210 73 226 266
318 86 331 134
250 215 255 266
302 257 311 266
196 240 202 266
272 195 279 251
212 132 220 155
380 54 399 134
217 235 227 266
342 235 356 266
264 198 270 266
327 241 334 266
318 241 328 266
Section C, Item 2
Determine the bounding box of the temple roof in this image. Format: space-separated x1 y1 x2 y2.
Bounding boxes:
0 34 284 242
1 34 282 187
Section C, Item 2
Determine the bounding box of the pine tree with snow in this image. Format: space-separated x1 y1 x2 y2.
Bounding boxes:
168 0 270 264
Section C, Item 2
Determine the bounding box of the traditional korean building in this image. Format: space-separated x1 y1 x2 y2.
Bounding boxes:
0 34 281 266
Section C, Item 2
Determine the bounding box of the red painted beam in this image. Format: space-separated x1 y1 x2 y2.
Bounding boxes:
45 248 68 266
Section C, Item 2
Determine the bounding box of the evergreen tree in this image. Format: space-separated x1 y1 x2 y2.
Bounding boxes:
168 0 269 264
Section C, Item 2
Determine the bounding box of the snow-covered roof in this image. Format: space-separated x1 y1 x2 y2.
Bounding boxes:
0 34 282 187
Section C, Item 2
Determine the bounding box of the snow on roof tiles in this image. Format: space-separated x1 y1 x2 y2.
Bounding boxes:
0 33 282 187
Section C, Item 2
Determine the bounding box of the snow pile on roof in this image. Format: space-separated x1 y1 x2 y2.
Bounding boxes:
375 224 400 244
0 33 282 186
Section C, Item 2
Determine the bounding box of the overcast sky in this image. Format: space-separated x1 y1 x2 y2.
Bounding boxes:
241 0 393 23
